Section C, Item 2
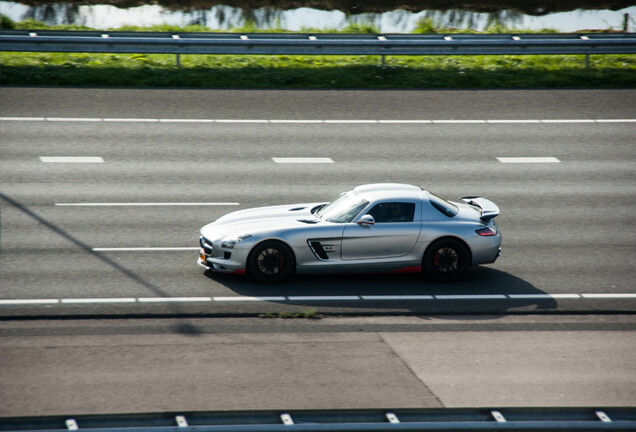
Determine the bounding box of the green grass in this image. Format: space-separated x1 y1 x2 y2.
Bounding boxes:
1 17 634 89
2 51 633 88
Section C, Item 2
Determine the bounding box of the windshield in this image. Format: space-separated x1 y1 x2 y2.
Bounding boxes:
317 192 369 223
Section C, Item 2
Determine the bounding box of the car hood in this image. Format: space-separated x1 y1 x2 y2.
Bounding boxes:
200 202 327 239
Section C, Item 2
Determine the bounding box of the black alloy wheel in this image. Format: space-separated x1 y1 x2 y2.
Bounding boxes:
247 240 295 283
424 238 469 282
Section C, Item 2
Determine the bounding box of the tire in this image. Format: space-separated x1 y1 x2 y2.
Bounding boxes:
423 238 470 282
247 240 295 284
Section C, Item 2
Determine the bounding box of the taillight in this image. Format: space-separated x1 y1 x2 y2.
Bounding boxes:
476 227 497 236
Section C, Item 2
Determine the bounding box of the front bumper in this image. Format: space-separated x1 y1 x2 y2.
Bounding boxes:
198 236 246 274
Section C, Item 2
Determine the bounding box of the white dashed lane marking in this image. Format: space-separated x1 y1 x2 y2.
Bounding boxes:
92 247 199 252
56 203 240 206
273 157 335 164
39 157 105 163
497 157 561 163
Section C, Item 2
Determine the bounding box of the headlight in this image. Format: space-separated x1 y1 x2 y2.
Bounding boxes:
221 234 252 249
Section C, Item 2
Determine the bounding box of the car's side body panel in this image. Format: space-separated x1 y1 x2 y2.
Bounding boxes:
198 184 502 280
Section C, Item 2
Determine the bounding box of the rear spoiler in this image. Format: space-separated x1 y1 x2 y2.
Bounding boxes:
460 196 500 222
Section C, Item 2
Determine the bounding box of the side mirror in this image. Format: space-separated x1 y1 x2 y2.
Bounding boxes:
357 214 375 226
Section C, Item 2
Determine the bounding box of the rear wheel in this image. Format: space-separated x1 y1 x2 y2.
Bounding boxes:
247 240 295 284
424 238 469 282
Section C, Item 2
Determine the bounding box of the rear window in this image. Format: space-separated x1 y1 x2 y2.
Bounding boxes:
428 192 459 218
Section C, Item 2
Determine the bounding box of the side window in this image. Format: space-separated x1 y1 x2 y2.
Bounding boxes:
367 202 415 223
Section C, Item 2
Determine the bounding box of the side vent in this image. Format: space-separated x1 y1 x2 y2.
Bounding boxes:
308 241 329 260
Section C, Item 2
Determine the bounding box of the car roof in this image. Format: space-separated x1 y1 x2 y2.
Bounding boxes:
352 183 426 202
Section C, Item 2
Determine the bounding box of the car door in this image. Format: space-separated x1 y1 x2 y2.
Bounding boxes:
340 201 420 260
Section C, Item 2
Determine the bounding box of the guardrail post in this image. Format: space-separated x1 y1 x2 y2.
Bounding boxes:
176 53 181 67
381 54 386 66
585 54 590 68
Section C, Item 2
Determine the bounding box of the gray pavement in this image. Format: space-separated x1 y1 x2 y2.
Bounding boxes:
1 315 634 417
2 87 635 120
1 88 635 417
1 114 635 315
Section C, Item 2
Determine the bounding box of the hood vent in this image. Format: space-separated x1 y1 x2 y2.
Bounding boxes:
289 207 306 211
298 219 319 224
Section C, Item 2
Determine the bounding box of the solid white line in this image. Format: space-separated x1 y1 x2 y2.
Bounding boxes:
595 119 636 123
433 120 487 124
435 294 507 300
93 247 199 252
486 120 541 124
581 293 636 299
273 157 334 164
61 298 136 304
56 202 239 206
40 156 105 163
508 294 581 299
378 120 433 124
213 296 287 302
269 120 324 124
138 297 212 302
158 119 215 123
324 120 378 124
361 295 434 300
103 118 158 122
0 117 46 121
541 119 595 123
1 293 635 306
46 117 102 122
0 299 59 305
215 119 268 123
2 117 636 123
287 296 361 301
497 157 561 163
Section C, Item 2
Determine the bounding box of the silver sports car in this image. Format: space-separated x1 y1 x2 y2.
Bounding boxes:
198 183 501 283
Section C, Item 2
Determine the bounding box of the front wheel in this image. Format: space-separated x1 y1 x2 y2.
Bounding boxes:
247 240 295 284
423 238 469 282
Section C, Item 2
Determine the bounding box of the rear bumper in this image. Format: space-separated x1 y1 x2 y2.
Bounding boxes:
488 247 502 264
470 234 502 266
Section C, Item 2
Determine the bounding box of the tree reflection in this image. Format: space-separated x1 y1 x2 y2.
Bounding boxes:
8 1 632 31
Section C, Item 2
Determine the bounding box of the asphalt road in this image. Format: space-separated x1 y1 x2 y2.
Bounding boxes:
1 315 635 416
1 87 635 317
0 87 635 418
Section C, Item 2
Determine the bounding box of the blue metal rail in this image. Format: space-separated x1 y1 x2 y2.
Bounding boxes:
1 30 635 56
1 408 636 431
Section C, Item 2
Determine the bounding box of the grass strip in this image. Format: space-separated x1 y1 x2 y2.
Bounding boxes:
1 52 634 89
1 18 634 89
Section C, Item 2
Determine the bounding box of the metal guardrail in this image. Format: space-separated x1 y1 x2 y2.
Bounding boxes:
1 408 636 431
1 30 636 56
